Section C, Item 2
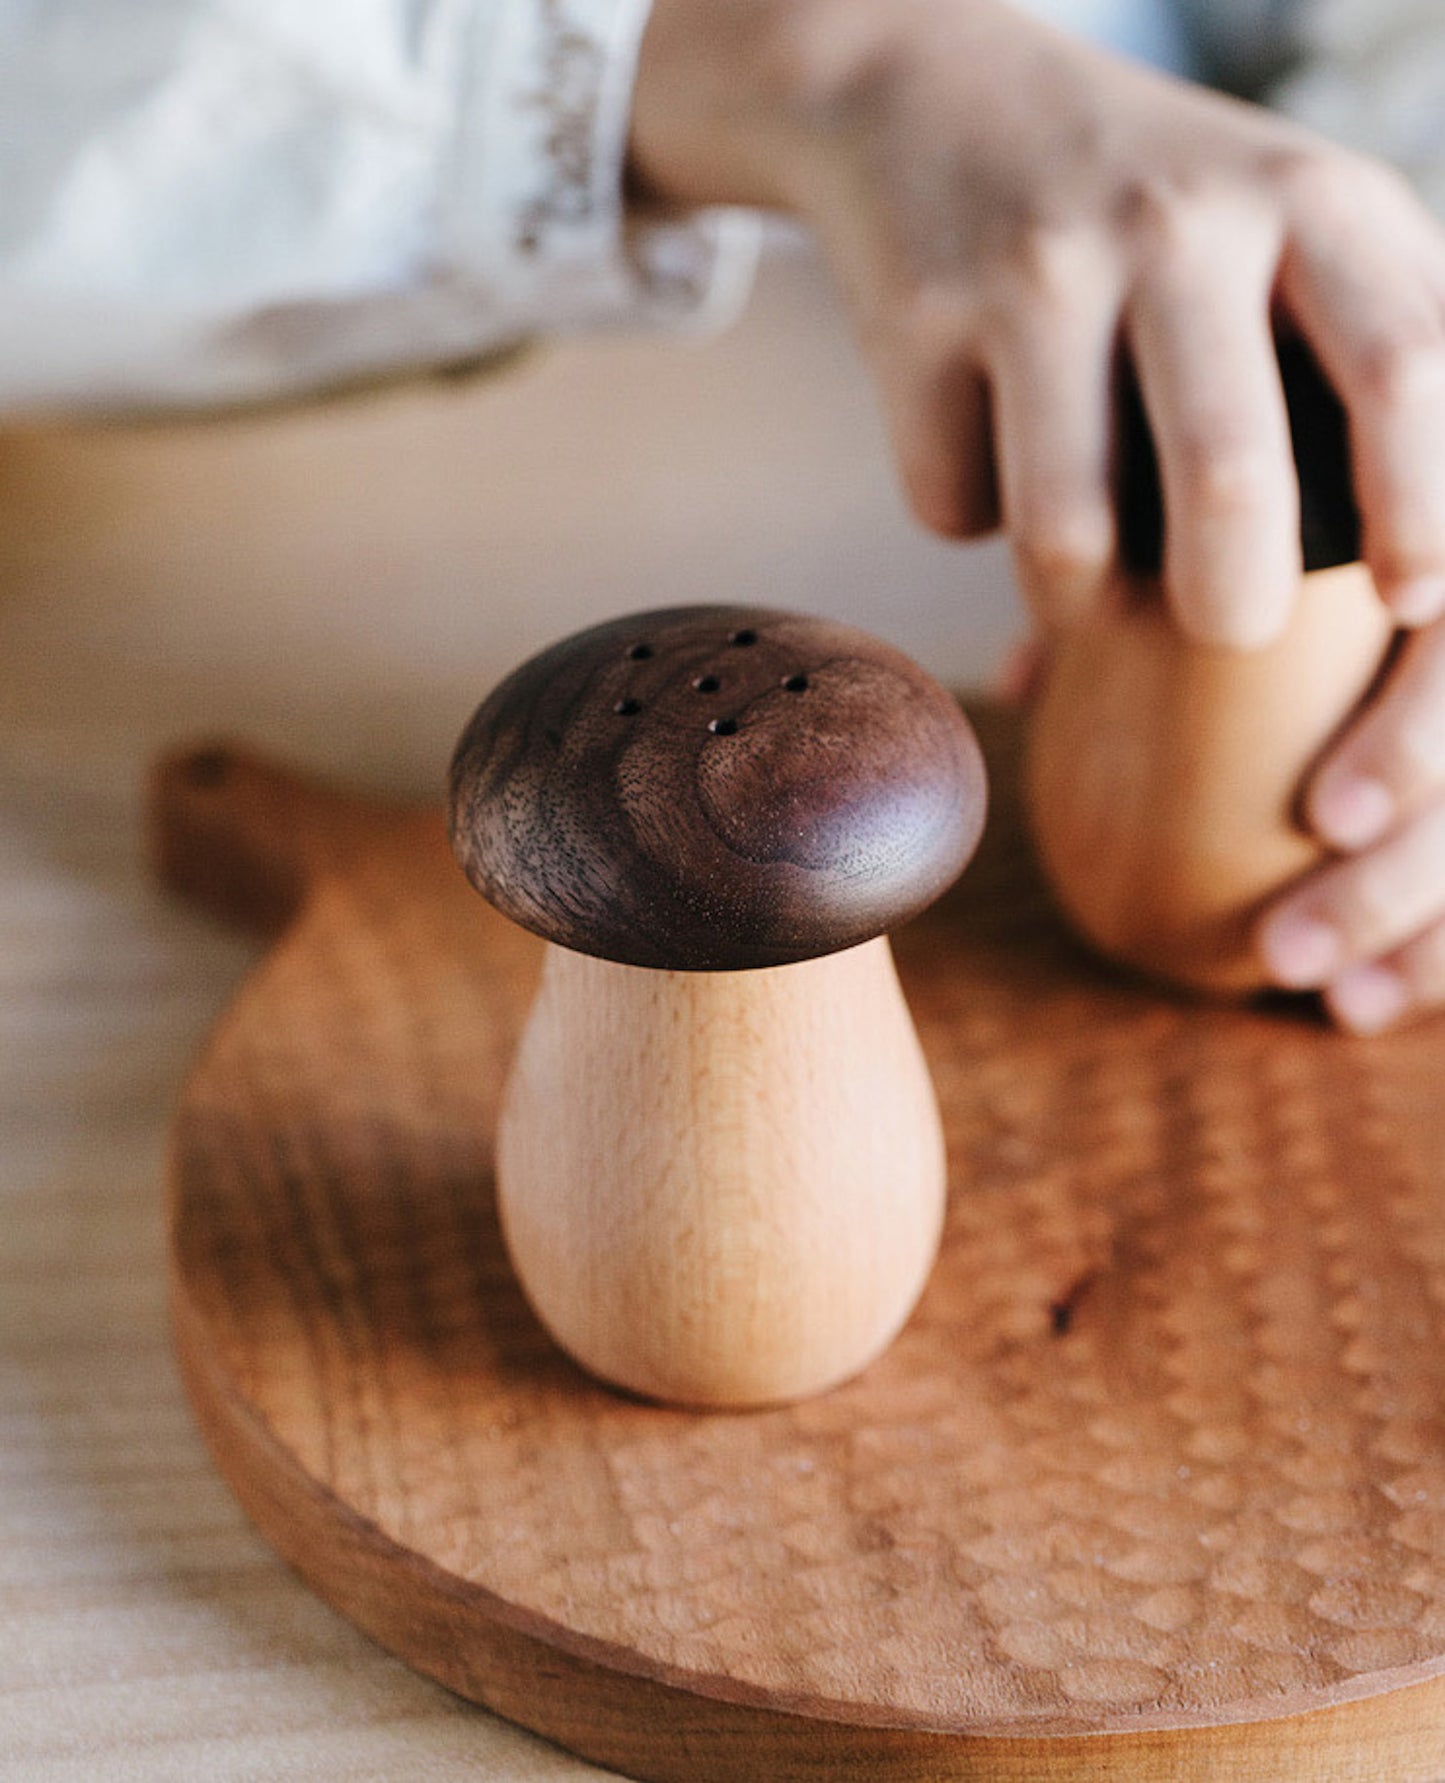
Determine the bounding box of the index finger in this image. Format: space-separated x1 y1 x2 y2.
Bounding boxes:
1127 219 1301 647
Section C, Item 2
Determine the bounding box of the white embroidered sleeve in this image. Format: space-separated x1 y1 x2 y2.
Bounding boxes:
457 0 760 336
0 0 760 414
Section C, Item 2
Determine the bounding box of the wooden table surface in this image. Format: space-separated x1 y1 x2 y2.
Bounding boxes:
0 248 1021 1781
0 627 620 1783
0 748 622 1783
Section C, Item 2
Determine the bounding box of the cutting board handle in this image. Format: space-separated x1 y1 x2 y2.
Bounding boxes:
149 743 377 936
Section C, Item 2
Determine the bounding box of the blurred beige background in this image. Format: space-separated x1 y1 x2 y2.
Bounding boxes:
0 241 1023 1778
0 239 1022 798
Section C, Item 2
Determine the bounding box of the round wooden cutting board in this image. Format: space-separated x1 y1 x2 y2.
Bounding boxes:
157 711 1445 1781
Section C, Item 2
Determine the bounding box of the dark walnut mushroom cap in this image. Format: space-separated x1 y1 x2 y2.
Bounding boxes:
449 605 987 971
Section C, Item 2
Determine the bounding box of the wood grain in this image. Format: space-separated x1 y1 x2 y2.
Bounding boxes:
497 937 946 1405
161 715 1445 1780
448 606 986 970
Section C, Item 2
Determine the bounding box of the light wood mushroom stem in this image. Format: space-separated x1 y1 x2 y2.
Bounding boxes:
1027 561 1395 994
496 935 947 1407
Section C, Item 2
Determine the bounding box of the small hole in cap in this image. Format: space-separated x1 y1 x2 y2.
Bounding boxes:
709 716 738 737
187 749 230 788
614 698 642 716
783 674 808 693
728 629 758 648
627 642 653 661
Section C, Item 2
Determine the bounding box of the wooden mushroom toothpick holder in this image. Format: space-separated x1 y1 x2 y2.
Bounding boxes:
1027 338 1396 996
449 606 986 1406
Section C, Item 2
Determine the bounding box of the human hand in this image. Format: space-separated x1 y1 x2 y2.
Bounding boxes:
632 0 1445 1030
631 0 1445 650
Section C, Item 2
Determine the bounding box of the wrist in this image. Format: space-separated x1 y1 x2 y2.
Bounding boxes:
628 0 896 213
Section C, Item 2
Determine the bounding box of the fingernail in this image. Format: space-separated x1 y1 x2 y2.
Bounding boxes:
1312 774 1395 850
1389 575 1445 626
1329 964 1407 1035
1260 911 1342 987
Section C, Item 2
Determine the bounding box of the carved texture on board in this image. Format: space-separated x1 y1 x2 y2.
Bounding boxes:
164 714 1445 1776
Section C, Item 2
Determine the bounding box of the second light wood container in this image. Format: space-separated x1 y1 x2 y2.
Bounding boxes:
1027 342 1395 995
1028 561 1393 993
